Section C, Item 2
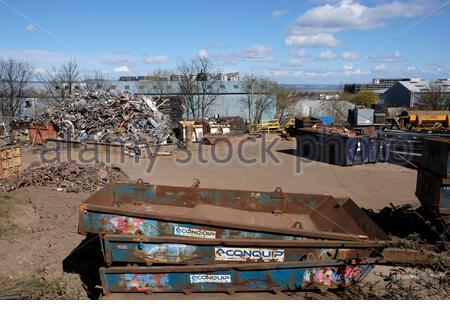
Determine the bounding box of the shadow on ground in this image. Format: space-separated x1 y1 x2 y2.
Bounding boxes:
62 234 105 300
276 148 298 157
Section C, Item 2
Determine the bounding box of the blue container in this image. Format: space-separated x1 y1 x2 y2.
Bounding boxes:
315 116 334 125
99 261 374 295
101 235 381 266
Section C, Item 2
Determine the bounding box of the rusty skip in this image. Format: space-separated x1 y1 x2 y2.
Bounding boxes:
99 260 374 295
79 182 388 242
101 235 385 266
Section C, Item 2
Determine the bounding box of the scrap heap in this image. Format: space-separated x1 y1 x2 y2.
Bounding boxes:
0 161 128 193
38 90 173 147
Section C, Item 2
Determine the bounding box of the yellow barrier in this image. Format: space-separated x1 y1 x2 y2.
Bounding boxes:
254 119 280 133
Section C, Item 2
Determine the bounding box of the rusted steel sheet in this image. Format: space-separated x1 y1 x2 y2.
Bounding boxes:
79 182 387 241
99 260 373 295
80 210 368 241
421 138 450 179
416 169 450 210
101 235 384 266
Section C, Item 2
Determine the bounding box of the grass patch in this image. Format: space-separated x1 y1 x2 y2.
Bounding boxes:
0 192 23 235
0 275 82 300
0 193 24 218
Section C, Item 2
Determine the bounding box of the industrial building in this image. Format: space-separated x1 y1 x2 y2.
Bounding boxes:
344 78 411 94
0 76 276 122
384 78 450 108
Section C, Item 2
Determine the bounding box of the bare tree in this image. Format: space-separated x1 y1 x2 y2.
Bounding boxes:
39 59 80 107
150 68 172 97
240 74 257 122
275 85 292 122
0 59 34 117
416 83 450 110
176 58 220 119
84 70 109 91
241 75 277 124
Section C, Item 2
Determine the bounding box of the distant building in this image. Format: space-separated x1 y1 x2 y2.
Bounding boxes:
1 76 276 122
384 78 450 108
344 78 411 94
119 72 240 82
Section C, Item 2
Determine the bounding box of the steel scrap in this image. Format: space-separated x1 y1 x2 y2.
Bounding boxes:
38 90 173 147
0 161 128 193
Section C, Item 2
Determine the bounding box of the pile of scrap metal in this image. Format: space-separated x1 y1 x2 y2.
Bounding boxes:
0 161 128 193
37 90 174 151
8 118 33 143
154 96 185 130
416 138 450 235
77 181 389 297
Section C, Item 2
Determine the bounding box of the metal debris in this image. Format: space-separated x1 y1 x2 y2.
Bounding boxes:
0 161 128 193
37 90 174 147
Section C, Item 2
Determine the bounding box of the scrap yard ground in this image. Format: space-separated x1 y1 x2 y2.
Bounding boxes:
0 135 426 300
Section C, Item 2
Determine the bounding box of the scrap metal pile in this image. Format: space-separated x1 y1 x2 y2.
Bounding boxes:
77 182 389 297
38 90 173 146
0 161 128 193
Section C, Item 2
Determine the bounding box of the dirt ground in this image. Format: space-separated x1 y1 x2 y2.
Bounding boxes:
1 136 438 300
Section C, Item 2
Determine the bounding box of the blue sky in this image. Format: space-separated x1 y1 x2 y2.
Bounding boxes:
0 0 449 84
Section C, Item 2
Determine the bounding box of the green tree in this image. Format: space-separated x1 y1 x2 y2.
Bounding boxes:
353 90 379 107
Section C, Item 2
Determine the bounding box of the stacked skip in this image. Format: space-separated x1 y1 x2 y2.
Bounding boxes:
416 138 450 232
78 181 388 296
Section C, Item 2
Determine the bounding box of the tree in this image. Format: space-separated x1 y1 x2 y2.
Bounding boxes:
84 70 109 91
352 90 379 107
240 74 258 122
275 86 292 122
150 68 173 97
0 59 34 117
39 59 80 107
416 83 450 110
176 58 220 119
241 75 277 124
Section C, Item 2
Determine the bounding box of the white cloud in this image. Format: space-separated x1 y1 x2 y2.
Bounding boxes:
343 64 353 71
286 0 438 47
290 48 306 57
25 25 36 33
113 65 129 73
285 33 342 47
271 9 288 19
289 59 302 66
406 66 416 71
374 64 387 71
371 50 405 63
242 44 274 62
318 49 336 60
144 55 169 64
198 48 208 59
291 0 435 34
341 51 360 60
